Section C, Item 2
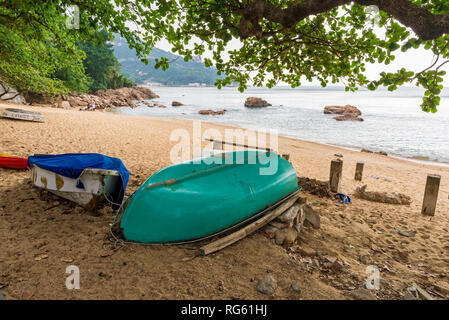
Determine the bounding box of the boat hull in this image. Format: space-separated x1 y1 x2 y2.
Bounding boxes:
0 156 28 169
1 108 44 122
119 151 299 243
31 166 122 210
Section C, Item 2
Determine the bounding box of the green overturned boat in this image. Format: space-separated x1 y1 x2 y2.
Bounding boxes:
115 150 299 243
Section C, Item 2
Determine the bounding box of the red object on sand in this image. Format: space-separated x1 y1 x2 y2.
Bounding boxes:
0 156 28 169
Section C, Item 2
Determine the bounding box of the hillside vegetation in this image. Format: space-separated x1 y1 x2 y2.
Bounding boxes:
113 36 221 86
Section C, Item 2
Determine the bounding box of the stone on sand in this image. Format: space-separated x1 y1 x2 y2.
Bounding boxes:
256 276 277 295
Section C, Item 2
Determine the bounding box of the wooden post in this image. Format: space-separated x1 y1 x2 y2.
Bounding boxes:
329 159 343 193
421 174 441 216
354 161 364 181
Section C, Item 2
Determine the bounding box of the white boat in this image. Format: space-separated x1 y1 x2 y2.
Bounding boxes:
30 165 122 211
1 108 44 122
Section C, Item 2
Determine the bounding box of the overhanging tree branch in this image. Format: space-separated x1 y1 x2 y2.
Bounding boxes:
238 0 449 41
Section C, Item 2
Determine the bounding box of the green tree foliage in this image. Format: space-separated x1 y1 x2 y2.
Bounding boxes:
77 32 133 91
1 0 449 111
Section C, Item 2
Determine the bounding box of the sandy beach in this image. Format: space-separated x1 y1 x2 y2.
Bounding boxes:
1 102 448 300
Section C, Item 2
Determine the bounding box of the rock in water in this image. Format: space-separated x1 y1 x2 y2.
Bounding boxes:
324 105 361 116
198 109 226 115
244 97 271 107
324 105 363 121
256 276 277 295
172 101 183 106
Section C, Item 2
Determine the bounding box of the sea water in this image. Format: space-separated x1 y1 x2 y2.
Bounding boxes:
113 86 449 165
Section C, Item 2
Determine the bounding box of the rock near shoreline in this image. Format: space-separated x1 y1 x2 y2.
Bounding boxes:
324 105 364 121
24 86 159 110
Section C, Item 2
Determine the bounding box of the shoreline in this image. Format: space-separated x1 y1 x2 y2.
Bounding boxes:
108 107 449 168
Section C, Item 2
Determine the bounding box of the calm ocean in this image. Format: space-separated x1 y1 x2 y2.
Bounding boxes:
113 86 449 165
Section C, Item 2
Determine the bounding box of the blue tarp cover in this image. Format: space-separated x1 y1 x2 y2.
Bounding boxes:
28 153 129 209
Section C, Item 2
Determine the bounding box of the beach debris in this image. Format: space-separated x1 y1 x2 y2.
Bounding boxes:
354 185 412 205
298 245 317 257
334 193 351 204
302 205 320 228
334 153 343 158
0 108 44 122
200 193 299 255
283 227 298 248
359 254 371 265
361 149 388 156
275 229 287 245
171 101 183 106
384 177 392 182
411 283 434 300
256 276 277 295
298 176 332 197
395 250 409 263
397 230 416 238
351 287 377 300
198 109 226 115
282 153 290 160
290 282 301 293
21 291 34 300
370 175 379 179
244 97 271 107
34 254 48 261
61 257 74 263
278 204 300 225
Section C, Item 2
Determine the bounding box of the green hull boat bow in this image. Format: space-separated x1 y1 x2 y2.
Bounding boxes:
115 150 299 243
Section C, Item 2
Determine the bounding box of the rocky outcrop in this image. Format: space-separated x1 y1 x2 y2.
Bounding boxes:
25 86 159 110
171 101 183 106
198 109 226 115
244 97 271 107
0 82 26 104
324 105 361 116
324 105 363 121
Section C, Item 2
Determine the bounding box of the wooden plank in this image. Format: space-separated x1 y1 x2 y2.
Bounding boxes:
205 138 272 152
421 174 441 216
412 282 434 300
354 161 364 181
329 159 343 193
200 194 299 255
